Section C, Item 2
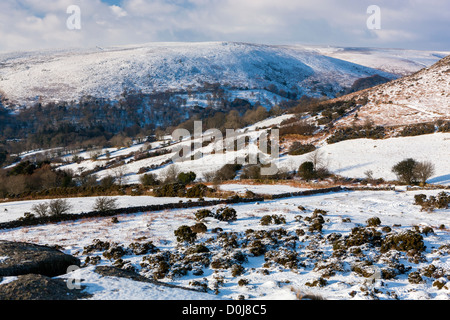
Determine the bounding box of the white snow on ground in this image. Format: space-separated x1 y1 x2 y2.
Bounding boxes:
0 189 448 300
278 133 450 185
218 183 309 195
59 266 218 300
0 196 190 223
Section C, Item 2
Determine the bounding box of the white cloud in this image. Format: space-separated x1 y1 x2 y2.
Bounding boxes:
0 0 448 52
110 5 128 18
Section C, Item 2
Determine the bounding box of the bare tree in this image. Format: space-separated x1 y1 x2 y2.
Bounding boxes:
113 166 127 186
93 197 118 213
48 199 72 216
414 161 435 185
162 164 180 184
307 149 326 171
31 203 49 217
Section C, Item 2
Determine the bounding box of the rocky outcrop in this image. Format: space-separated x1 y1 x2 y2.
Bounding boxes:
0 274 90 300
0 241 80 277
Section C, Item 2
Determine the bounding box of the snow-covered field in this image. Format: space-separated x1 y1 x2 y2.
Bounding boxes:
0 189 448 300
278 132 450 185
218 183 310 195
0 196 189 224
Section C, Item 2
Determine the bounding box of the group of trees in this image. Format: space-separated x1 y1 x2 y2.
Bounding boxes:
0 161 75 197
392 158 435 185
27 196 119 219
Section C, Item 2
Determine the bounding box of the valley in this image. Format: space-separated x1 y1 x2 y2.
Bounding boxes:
0 41 448 301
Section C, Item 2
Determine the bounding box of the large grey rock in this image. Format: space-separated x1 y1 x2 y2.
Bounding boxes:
0 274 90 300
0 241 80 277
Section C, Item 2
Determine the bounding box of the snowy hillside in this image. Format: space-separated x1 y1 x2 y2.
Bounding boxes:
307 46 450 76
278 133 450 185
0 42 398 106
53 112 449 186
332 54 450 127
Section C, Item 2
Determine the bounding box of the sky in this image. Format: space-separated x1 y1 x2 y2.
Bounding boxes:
0 0 449 52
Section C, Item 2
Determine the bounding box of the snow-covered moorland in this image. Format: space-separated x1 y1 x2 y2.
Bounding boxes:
0 188 448 300
0 42 398 106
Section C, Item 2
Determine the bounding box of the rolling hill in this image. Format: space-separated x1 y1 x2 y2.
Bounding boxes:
329 54 450 127
0 42 404 107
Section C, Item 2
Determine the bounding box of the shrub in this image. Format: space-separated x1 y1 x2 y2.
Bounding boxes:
191 222 207 234
19 212 36 221
366 217 381 227
128 241 159 255
335 227 382 249
399 123 435 137
102 244 128 260
327 125 385 144
153 183 186 197
139 173 159 187
436 192 450 209
260 214 286 226
185 244 210 255
305 277 327 287
381 230 425 253
238 278 249 286
433 280 446 290
248 240 266 257
240 165 261 180
313 209 327 216
48 199 72 216
408 271 424 284
280 120 318 136
414 194 427 206
392 158 418 185
213 164 242 182
194 209 213 221
438 121 450 132
174 225 197 244
186 184 213 198
93 197 118 213
178 171 197 185
215 207 237 222
288 142 316 156
264 248 299 269
298 161 315 180
83 239 111 254
414 192 450 212
231 264 245 277
308 219 323 233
